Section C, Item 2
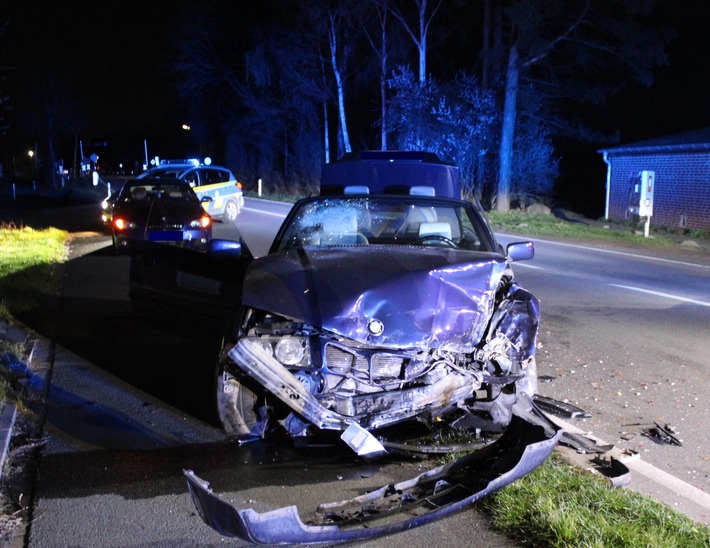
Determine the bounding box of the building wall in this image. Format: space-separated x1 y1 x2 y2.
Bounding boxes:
607 151 710 231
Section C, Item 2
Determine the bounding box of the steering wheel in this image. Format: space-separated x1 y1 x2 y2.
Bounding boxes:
418 234 458 248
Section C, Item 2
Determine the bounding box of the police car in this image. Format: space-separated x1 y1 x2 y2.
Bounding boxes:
136 158 244 222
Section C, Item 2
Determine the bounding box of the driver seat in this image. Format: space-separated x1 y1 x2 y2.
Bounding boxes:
419 222 452 240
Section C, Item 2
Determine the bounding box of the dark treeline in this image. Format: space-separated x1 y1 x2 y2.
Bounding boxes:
168 0 670 210
3 1 673 213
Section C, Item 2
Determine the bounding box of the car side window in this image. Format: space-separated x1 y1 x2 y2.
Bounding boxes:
183 171 199 187
206 169 226 184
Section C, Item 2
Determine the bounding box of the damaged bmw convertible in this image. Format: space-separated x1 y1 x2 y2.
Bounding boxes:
174 153 562 543
216 189 543 453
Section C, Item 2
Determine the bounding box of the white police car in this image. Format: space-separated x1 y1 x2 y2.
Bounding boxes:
136 158 244 222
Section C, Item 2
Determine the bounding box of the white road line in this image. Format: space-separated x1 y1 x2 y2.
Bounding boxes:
512 262 542 270
611 284 710 308
243 207 287 218
496 233 710 270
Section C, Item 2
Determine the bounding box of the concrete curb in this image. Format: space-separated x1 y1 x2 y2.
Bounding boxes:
549 414 710 525
0 402 17 480
0 319 36 482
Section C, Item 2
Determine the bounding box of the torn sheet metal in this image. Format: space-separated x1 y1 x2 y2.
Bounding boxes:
644 422 683 446
228 338 480 434
242 246 507 351
184 399 562 545
532 395 592 419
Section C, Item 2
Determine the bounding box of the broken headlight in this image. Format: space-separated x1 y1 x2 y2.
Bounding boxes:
246 336 311 368
275 337 308 365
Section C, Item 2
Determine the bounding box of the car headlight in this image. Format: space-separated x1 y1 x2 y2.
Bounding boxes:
274 338 308 366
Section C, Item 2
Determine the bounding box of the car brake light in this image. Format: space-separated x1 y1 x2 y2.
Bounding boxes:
114 218 126 230
236 182 243 190
200 215 211 228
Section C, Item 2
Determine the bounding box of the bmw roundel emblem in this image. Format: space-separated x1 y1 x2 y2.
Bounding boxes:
367 318 385 336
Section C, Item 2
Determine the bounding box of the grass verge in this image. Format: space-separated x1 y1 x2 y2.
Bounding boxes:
0 225 68 317
479 452 710 547
487 209 710 251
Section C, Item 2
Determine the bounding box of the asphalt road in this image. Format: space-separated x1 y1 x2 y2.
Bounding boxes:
497 233 710 520
8 196 710 546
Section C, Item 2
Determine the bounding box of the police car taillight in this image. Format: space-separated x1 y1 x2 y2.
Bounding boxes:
236 182 243 190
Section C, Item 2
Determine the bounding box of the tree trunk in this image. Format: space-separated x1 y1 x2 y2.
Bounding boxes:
496 43 518 212
418 0 426 85
380 9 388 150
329 19 351 154
323 101 330 164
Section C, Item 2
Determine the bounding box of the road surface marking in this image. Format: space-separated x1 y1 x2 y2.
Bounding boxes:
243 207 287 217
611 284 710 308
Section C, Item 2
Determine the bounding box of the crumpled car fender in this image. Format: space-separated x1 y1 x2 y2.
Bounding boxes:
184 396 561 545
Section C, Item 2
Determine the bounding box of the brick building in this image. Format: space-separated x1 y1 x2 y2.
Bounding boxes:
598 126 710 231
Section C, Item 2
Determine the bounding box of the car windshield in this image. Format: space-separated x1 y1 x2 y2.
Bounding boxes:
275 196 496 252
118 183 197 204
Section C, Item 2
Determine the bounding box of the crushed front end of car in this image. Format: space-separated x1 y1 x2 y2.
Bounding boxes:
216 244 541 457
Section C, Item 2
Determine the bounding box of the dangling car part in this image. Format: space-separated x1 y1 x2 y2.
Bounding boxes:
185 396 562 545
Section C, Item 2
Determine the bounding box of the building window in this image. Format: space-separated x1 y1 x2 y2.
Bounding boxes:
679 214 688 228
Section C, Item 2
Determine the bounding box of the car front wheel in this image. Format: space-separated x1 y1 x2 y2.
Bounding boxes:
224 200 239 222
216 367 267 436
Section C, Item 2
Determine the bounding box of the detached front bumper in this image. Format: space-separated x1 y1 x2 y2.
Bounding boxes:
184 397 562 545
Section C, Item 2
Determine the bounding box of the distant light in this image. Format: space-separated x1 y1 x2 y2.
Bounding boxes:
28 150 34 158
204 157 212 165
182 124 191 131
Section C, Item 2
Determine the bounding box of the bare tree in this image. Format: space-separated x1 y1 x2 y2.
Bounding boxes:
389 0 444 85
15 65 84 186
489 0 671 211
360 0 390 150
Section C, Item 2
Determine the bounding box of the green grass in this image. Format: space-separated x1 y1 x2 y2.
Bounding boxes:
487 210 709 250
479 452 710 547
0 225 68 316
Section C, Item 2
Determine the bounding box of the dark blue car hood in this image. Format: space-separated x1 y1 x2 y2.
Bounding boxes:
242 246 508 350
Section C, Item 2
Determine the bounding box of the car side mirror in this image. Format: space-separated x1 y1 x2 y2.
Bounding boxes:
201 196 213 203
506 241 534 262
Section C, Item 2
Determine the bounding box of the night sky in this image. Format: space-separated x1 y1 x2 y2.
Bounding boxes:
3 1 710 216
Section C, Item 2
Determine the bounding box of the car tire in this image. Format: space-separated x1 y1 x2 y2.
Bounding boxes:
224 200 239 222
216 367 266 436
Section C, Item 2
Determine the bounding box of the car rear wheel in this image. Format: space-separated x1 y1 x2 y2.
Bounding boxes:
216 367 266 436
224 200 239 222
